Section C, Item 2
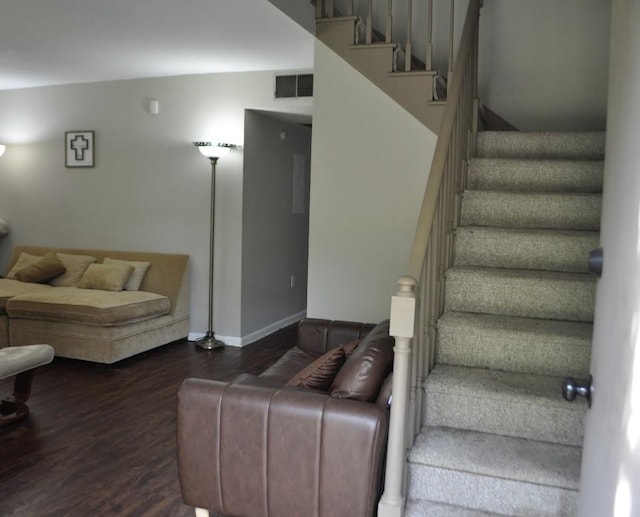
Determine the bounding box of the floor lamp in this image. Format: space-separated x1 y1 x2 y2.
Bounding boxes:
193 141 235 350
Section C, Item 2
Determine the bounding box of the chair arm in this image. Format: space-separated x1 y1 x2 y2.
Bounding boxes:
177 378 388 517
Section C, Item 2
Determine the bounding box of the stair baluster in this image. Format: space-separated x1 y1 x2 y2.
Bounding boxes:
425 0 433 70
405 0 413 71
366 0 373 44
386 0 393 43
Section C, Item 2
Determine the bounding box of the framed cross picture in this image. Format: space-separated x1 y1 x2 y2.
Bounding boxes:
65 130 95 168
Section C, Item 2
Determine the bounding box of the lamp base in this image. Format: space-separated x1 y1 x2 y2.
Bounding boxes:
194 331 225 350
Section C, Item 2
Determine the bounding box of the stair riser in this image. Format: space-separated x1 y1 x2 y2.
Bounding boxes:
477 131 605 160
437 325 591 377
460 191 601 231
423 390 585 445
454 229 599 273
408 465 578 517
467 158 604 193
445 270 596 322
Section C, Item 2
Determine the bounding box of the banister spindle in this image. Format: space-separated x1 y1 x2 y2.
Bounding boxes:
328 0 335 17
366 0 373 44
448 0 455 85
405 0 413 71
386 0 393 43
426 0 433 70
315 0 323 18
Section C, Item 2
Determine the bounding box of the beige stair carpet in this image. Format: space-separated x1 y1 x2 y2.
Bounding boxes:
407 131 604 516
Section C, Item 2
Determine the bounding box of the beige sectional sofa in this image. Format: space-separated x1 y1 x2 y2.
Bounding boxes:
0 246 189 364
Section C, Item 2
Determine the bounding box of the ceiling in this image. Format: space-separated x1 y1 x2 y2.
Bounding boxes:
0 0 315 91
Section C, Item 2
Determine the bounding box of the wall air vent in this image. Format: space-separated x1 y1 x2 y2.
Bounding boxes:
275 73 313 99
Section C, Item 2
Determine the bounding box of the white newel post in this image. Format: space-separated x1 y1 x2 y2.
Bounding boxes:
378 275 417 517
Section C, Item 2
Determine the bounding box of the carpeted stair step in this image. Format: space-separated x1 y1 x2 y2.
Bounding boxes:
423 365 587 445
408 426 581 516
454 226 599 273
460 190 601 230
437 312 592 377
477 131 606 160
445 267 596 322
405 499 505 517
467 158 604 193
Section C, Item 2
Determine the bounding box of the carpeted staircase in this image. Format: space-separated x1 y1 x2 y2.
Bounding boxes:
405 131 605 516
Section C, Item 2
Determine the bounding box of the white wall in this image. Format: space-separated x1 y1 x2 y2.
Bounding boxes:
0 72 311 342
478 0 610 131
241 110 311 339
307 40 438 324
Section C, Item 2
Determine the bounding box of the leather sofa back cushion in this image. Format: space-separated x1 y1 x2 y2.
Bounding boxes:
297 318 375 356
13 253 66 283
330 320 394 402
286 347 346 390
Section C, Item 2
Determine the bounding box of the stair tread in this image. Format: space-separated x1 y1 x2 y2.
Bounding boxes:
457 225 600 239
477 131 606 160
447 265 596 285
468 157 604 193
426 364 587 410
406 499 506 517
409 426 582 490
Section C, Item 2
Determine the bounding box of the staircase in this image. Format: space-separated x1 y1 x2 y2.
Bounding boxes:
405 131 605 516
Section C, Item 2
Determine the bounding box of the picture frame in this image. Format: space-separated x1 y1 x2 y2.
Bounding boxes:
65 130 95 168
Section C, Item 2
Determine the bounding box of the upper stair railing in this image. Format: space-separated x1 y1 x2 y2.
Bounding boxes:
316 0 457 85
377 0 482 515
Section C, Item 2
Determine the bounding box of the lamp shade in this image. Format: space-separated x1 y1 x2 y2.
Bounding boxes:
0 145 5 157
193 141 234 160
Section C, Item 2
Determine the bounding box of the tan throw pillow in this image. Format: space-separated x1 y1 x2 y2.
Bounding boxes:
6 252 41 279
49 253 98 287
78 263 135 292
103 257 151 291
286 347 346 391
14 252 66 283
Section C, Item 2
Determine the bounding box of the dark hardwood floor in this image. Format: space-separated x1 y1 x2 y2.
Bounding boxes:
0 325 297 516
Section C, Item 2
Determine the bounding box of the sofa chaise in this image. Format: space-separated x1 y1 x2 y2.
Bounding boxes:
0 245 189 364
177 318 393 517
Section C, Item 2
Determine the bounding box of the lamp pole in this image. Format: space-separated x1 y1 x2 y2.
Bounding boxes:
193 142 231 350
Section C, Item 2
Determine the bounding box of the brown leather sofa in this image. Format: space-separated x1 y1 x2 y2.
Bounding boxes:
177 318 394 517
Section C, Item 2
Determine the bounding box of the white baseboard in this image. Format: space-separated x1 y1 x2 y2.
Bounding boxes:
188 311 306 348
237 310 307 347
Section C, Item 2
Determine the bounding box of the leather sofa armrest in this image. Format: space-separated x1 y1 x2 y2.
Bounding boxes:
177 378 388 517
297 318 376 355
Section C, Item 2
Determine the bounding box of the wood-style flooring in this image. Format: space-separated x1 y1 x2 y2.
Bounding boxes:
0 325 297 516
